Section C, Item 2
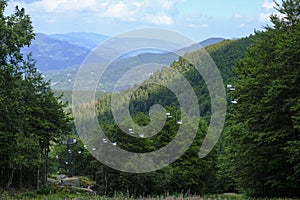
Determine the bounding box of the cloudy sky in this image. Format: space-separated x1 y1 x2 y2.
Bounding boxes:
6 0 277 41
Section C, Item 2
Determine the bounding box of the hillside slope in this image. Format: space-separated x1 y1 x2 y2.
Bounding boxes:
93 36 252 123
71 36 253 196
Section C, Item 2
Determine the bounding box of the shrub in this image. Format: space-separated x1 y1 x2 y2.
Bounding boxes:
36 183 59 195
79 176 96 188
17 191 38 198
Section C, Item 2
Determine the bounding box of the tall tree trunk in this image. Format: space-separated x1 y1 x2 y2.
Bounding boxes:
19 166 22 189
104 169 107 196
37 167 40 190
44 148 49 185
1 168 4 188
6 168 15 189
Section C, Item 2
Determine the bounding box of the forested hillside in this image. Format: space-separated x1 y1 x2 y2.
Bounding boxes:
93 38 251 122
1 0 300 199
70 37 252 196
72 1 300 197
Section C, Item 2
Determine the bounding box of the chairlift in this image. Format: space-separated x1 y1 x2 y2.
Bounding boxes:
227 84 236 91
231 99 238 104
226 84 232 89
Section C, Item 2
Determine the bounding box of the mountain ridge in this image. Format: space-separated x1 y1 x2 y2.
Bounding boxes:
25 32 226 72
23 32 227 91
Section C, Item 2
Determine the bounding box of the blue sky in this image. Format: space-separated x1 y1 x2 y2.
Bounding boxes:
6 0 278 41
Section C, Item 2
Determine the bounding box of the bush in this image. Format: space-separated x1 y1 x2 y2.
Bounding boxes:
0 190 9 199
17 191 38 198
79 176 96 188
36 183 59 195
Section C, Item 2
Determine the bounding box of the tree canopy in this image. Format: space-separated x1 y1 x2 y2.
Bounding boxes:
1 0 300 198
0 0 72 189
222 0 300 197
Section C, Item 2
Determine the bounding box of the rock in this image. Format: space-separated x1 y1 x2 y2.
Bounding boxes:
61 177 80 187
47 177 59 184
57 174 67 181
72 186 96 195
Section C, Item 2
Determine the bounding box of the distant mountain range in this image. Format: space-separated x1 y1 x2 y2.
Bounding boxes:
22 32 225 91
50 32 109 50
22 32 108 71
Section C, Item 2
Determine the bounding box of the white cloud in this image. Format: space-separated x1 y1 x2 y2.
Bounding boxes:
161 1 174 9
262 0 276 10
145 13 174 25
46 18 56 23
100 2 132 18
161 1 183 9
10 0 184 25
200 24 209 28
12 0 99 13
259 12 271 21
233 13 242 19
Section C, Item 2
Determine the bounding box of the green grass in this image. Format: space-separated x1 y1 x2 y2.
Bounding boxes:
1 192 134 200
0 192 248 200
1 191 298 200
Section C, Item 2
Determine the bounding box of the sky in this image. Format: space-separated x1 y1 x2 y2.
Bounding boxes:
6 0 278 42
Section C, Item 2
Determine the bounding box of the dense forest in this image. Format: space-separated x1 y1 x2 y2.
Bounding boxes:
1 0 300 199
0 0 72 190
70 37 252 196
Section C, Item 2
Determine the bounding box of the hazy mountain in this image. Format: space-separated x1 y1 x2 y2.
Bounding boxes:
25 33 181 72
23 33 91 71
199 37 225 47
23 32 225 91
50 32 109 50
43 51 180 91
176 37 225 55
39 33 225 91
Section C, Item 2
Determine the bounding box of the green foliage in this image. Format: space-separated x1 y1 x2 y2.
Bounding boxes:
6 0 300 198
0 190 253 200
0 6 252 194
17 191 38 198
79 176 96 187
36 183 56 195
36 183 89 196
0 0 72 189
223 0 300 197
68 35 252 197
